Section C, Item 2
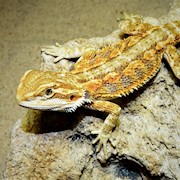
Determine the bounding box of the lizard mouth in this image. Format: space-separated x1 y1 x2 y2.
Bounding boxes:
19 100 63 111
19 95 91 112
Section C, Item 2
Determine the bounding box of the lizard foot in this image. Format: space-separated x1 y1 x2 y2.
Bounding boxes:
41 43 65 62
92 130 112 158
41 43 61 55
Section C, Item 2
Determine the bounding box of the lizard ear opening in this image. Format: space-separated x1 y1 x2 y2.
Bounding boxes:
70 95 75 100
84 90 90 99
69 91 90 102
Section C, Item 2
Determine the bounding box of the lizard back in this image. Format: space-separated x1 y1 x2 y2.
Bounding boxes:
70 21 180 99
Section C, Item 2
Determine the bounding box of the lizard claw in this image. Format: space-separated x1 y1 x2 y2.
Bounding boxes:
41 44 65 62
92 130 111 158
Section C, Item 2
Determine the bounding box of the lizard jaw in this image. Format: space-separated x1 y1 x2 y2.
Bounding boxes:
18 91 92 112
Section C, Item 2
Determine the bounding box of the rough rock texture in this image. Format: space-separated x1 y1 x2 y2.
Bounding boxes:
4 0 180 179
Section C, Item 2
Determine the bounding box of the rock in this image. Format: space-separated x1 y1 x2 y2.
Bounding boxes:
4 0 180 179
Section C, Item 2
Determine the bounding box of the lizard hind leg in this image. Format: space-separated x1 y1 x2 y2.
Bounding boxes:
88 100 121 158
164 45 180 79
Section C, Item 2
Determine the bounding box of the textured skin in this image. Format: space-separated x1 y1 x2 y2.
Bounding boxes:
16 14 180 158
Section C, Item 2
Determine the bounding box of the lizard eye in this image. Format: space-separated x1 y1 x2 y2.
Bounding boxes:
44 88 54 98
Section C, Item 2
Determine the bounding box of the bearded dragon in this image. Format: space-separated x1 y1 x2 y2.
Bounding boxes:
16 14 180 157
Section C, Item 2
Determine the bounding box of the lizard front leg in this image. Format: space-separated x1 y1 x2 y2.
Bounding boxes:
41 30 120 63
87 100 121 158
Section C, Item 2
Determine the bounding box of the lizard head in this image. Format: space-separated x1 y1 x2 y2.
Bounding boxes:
16 70 91 112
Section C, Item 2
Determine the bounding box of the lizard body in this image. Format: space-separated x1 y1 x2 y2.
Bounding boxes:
16 14 180 157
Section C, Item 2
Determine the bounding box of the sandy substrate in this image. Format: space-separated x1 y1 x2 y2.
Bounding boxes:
0 0 171 178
